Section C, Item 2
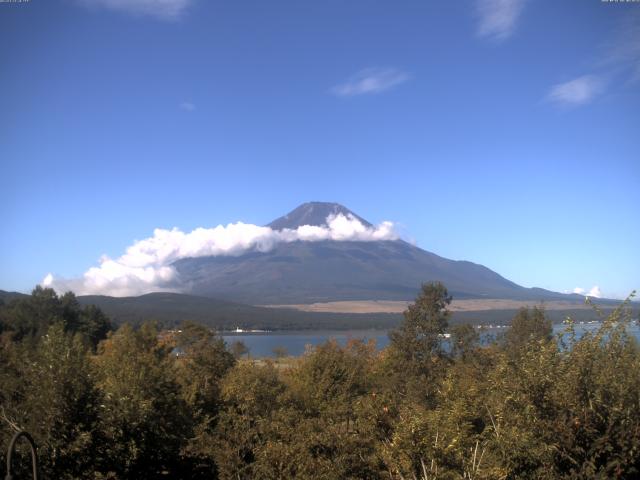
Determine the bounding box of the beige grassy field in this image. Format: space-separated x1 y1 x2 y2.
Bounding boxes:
263 299 592 314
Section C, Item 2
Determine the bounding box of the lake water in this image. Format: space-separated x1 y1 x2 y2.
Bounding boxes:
223 322 640 358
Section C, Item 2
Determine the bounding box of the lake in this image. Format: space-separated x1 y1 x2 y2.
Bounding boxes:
223 322 640 358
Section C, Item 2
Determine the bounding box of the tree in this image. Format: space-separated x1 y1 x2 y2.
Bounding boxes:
176 321 235 413
77 304 112 349
549 303 640 477
504 306 553 353
214 362 286 480
289 339 373 419
176 323 234 388
230 339 249 359
272 345 288 359
0 287 111 348
215 340 380 479
0 323 103 479
94 323 191 479
450 323 480 361
277 339 378 478
386 281 452 401
389 281 452 361
175 322 235 477
2 286 62 340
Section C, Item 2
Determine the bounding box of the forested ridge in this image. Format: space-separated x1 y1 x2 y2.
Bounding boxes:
1 284 639 479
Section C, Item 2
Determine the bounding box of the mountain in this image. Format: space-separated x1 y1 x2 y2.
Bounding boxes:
172 202 575 304
267 202 372 230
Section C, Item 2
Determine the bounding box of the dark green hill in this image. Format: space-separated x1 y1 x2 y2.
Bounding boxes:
3 289 625 332
77 292 402 330
76 292 624 331
0 289 28 304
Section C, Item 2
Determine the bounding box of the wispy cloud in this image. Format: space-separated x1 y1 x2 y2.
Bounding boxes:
547 75 605 107
546 13 640 109
600 11 640 83
179 101 196 112
77 0 192 20
331 68 410 97
43 214 398 297
476 0 527 42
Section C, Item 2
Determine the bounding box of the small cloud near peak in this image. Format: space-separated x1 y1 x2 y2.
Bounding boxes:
331 68 410 97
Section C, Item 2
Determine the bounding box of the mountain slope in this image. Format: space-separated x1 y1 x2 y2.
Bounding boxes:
175 240 547 304
172 202 572 304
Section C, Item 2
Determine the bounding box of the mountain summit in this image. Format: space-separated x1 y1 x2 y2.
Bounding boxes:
172 202 568 304
267 202 372 230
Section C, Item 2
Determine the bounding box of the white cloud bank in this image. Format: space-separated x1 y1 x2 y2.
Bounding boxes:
331 68 410 97
476 0 527 42
77 0 192 20
43 214 398 297
547 75 605 107
573 286 602 298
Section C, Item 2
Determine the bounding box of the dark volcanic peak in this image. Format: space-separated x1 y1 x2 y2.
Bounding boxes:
267 202 372 230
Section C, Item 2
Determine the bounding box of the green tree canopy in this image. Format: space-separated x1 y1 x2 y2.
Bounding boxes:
385 281 452 401
94 322 191 478
0 286 112 348
504 306 553 353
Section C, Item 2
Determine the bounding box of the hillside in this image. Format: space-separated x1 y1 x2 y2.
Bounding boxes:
76 292 621 331
0 289 28 304
76 292 402 330
1 289 624 331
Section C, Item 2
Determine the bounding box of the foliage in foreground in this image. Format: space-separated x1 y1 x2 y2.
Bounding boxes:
1 285 639 479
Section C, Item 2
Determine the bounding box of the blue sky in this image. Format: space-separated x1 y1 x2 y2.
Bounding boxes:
1 0 638 299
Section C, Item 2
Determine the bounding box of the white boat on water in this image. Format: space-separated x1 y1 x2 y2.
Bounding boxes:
231 327 270 333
